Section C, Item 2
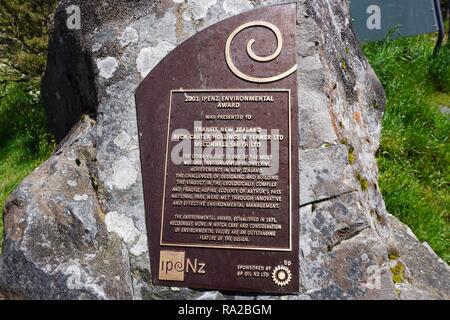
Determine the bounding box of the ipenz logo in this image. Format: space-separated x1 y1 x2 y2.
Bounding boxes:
159 250 206 282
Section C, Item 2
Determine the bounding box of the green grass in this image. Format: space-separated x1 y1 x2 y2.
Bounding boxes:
363 36 450 263
0 82 55 248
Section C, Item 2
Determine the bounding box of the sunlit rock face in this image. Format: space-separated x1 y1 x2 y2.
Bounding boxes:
1 0 449 300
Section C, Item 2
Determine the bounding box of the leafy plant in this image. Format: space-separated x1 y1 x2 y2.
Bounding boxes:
0 0 58 84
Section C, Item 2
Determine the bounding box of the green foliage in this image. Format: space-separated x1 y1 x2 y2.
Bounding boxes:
0 0 58 83
0 83 51 148
364 35 450 263
430 46 450 92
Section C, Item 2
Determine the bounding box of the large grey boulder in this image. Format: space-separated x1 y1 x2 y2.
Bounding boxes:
1 0 449 300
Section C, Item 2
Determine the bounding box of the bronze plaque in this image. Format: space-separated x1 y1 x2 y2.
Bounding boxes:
135 3 299 294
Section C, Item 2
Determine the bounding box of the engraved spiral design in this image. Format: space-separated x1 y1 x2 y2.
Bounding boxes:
225 21 297 83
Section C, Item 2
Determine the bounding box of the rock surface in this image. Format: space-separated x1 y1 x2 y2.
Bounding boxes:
1 0 449 300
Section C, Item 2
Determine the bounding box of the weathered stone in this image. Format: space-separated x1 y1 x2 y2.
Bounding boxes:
0 117 132 299
299 193 396 299
1 0 448 300
300 146 356 206
388 215 450 299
